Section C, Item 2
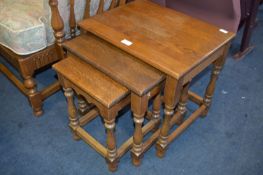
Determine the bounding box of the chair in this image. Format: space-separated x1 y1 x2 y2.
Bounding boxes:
0 0 112 116
234 0 262 58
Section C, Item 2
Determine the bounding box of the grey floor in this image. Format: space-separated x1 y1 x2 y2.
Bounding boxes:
0 8 263 175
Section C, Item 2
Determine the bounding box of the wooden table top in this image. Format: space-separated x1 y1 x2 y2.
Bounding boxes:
79 0 235 79
63 33 164 96
53 56 129 108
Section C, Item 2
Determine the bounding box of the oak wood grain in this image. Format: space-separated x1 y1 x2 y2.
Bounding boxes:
53 56 129 108
79 0 235 79
63 33 164 96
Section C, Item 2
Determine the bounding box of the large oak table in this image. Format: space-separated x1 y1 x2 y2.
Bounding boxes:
79 0 235 158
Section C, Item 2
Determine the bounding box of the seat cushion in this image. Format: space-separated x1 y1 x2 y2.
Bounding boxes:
0 0 112 56
0 0 47 55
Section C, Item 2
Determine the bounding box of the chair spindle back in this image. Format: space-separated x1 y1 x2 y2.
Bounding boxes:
49 0 127 59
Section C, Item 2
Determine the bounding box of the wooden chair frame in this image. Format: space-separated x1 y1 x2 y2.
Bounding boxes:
0 45 60 116
234 0 262 59
0 0 78 116
0 0 125 116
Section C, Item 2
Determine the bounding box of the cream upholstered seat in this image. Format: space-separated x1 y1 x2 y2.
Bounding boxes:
0 0 112 55
0 0 113 117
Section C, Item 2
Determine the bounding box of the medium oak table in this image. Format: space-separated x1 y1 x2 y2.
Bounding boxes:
79 0 235 158
62 33 165 166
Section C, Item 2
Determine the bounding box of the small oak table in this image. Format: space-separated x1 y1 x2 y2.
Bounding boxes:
79 0 235 157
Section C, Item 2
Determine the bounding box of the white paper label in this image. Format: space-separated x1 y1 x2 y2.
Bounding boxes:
121 39 133 46
219 29 228 34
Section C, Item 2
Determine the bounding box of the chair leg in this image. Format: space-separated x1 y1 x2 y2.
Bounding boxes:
64 88 80 140
104 118 118 172
234 0 260 59
23 76 43 117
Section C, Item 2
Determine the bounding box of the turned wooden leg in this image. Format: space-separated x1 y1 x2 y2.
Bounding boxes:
24 76 43 117
104 119 118 172
175 83 190 125
64 88 80 140
203 42 231 116
77 95 92 115
156 77 182 158
156 104 173 158
131 94 148 166
131 114 144 166
202 57 225 117
152 93 161 131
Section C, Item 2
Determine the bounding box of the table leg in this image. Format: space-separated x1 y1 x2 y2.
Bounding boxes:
131 93 148 166
104 118 118 172
175 83 190 125
152 93 162 131
156 76 183 158
202 56 227 116
64 87 80 140
77 95 93 115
